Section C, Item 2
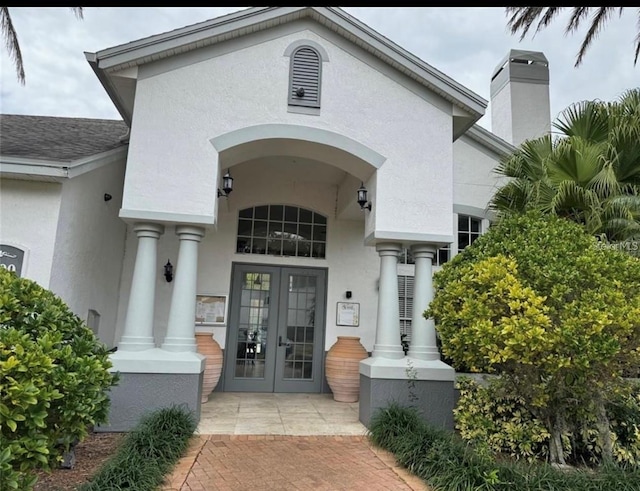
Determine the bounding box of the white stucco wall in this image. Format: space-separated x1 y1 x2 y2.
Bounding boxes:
121 19 454 242
115 157 381 352
49 158 128 347
452 136 506 212
0 179 62 287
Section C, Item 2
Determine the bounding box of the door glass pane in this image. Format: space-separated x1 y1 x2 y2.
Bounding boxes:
283 274 316 380
235 272 270 379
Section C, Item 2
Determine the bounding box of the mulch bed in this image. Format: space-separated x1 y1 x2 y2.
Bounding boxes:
33 432 125 491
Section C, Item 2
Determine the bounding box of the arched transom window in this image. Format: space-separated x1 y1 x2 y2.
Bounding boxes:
236 205 327 259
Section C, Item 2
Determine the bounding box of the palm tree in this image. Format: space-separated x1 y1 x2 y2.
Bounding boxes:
1 7 83 85
505 7 640 66
491 88 640 244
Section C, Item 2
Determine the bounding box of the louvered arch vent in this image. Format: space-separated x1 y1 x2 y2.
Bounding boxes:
289 46 321 108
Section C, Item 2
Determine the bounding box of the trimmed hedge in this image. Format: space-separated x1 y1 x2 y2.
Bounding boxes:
79 405 197 491
368 403 640 491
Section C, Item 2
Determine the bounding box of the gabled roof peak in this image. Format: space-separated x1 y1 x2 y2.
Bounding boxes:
86 7 486 128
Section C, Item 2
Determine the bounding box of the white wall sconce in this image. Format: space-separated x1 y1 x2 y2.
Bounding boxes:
357 182 372 211
217 170 234 198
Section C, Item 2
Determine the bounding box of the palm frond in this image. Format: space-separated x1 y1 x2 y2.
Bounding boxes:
553 100 609 142
536 7 563 33
550 180 601 223
70 7 84 19
505 6 638 66
587 161 623 198
565 7 591 34
575 7 617 67
548 137 603 186
635 7 640 64
603 195 640 216
490 180 537 214
2 7 85 85
1 7 25 84
505 7 551 39
494 136 551 180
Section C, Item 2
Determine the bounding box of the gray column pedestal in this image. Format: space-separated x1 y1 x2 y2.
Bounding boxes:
359 357 455 430
97 349 205 432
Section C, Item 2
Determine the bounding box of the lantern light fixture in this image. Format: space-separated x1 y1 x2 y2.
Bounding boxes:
217 170 234 198
357 182 372 211
164 259 173 282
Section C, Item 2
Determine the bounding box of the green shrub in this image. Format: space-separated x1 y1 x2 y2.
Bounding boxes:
79 405 197 491
427 211 640 464
455 377 640 467
0 269 117 490
455 377 550 463
369 403 640 491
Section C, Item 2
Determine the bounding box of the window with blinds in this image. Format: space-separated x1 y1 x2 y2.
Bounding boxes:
289 46 321 108
398 275 414 343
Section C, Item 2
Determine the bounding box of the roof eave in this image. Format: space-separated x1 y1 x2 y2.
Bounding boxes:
85 52 133 126
465 124 516 158
0 145 128 181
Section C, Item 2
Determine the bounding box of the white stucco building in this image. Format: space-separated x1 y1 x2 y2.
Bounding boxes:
0 7 551 430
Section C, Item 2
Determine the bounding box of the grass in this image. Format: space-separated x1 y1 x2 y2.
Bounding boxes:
78 405 197 491
368 403 640 491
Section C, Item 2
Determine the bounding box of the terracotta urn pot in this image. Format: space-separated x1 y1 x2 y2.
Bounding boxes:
325 336 368 403
195 332 223 403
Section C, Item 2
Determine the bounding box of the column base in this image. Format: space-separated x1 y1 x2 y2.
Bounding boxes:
161 337 197 352
117 335 156 351
359 356 455 430
407 346 441 360
371 343 405 359
96 348 205 432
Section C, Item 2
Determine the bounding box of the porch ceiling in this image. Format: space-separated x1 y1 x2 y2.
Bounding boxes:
217 137 377 185
224 156 365 221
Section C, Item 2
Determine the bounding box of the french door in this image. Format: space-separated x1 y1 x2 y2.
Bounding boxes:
223 264 327 392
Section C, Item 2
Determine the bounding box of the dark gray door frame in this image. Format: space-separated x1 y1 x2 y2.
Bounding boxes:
223 262 327 393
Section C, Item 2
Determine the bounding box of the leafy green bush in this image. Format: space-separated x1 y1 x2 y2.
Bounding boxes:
0 269 117 490
79 405 197 491
455 377 640 466
369 403 640 491
427 211 640 464
455 377 550 463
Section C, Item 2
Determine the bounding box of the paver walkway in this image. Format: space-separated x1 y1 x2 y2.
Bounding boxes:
160 393 429 490
161 434 428 491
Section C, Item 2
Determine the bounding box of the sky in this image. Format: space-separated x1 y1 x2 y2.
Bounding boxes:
1 7 638 132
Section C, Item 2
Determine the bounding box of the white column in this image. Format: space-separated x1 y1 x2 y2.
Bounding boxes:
162 225 205 352
407 244 440 360
372 242 405 359
119 222 164 351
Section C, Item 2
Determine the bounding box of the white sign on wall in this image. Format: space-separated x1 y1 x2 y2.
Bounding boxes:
336 302 360 327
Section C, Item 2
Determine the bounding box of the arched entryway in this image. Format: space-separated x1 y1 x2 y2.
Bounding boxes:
209 124 383 393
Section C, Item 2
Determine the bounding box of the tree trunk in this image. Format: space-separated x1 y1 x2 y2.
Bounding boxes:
549 413 567 465
595 395 614 462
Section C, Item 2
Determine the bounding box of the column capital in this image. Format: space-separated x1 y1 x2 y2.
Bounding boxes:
133 222 165 239
409 243 437 259
175 225 206 242
375 242 402 256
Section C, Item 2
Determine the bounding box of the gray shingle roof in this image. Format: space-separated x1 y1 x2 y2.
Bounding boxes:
0 114 128 163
